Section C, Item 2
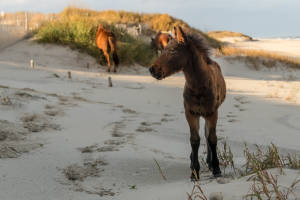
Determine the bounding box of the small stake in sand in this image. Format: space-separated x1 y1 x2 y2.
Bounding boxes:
86 62 90 69
30 59 34 69
108 76 113 87
68 71 72 79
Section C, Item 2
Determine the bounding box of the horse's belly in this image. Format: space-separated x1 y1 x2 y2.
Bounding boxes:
183 95 216 117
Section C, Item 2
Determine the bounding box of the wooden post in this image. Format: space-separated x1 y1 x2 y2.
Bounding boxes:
68 71 72 79
108 76 113 87
25 12 28 32
30 59 34 68
86 62 90 69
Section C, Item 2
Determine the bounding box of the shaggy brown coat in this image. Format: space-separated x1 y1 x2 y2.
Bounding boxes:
149 26 226 180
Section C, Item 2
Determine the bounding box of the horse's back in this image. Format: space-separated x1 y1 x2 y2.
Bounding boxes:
96 28 116 50
96 31 106 49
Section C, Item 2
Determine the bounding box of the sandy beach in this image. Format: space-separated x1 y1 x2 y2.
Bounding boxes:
0 37 300 200
225 37 300 59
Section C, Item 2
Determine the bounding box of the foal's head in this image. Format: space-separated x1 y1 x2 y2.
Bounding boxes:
149 26 190 80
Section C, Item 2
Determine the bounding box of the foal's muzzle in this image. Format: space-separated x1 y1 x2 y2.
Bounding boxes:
149 66 163 80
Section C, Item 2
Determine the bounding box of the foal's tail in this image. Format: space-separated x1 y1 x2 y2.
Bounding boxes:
108 36 119 67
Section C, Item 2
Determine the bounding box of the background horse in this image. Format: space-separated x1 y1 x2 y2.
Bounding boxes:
149 26 226 180
96 24 119 72
151 32 172 53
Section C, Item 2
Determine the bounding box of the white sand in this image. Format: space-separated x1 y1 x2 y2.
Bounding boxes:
228 37 300 59
0 39 299 200
216 36 251 43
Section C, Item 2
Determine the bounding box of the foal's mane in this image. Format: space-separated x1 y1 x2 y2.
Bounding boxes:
183 29 212 64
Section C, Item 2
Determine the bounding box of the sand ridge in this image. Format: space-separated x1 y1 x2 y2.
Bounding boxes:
0 39 299 199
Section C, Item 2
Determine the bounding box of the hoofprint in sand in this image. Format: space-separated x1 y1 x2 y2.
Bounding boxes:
0 39 299 200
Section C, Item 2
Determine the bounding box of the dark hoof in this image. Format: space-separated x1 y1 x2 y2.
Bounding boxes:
107 69 111 72
113 69 117 73
207 162 213 171
213 168 222 178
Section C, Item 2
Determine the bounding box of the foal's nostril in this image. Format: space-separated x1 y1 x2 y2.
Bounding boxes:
156 71 163 80
149 67 155 74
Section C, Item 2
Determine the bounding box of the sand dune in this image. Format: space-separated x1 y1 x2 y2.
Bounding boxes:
0 25 27 50
228 37 300 59
0 39 299 199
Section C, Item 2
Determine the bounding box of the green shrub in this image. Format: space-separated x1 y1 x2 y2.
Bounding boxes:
59 7 222 48
36 16 156 66
36 6 222 67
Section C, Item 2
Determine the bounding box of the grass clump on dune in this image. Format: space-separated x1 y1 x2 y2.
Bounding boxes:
59 6 222 48
187 142 300 200
35 6 223 66
36 16 156 66
60 6 220 42
35 6 222 67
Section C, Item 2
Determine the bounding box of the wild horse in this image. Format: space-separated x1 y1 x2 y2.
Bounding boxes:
149 26 226 180
151 31 172 53
96 24 119 72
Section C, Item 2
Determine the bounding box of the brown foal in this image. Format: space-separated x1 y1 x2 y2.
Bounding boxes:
149 26 226 180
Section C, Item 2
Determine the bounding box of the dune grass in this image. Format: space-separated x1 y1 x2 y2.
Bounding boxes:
36 15 157 66
59 6 222 49
35 6 222 67
218 46 300 70
218 142 300 177
245 170 300 200
188 142 300 200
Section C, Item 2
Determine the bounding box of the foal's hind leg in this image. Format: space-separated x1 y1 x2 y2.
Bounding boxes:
205 111 221 177
185 110 200 180
103 51 111 72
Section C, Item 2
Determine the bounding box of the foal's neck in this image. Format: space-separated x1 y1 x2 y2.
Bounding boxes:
183 54 209 89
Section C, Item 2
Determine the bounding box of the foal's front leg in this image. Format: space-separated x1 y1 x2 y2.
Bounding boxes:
205 111 221 177
205 124 212 171
185 110 200 180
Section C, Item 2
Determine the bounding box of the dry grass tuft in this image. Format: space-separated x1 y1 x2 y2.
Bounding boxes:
243 143 285 176
187 142 300 200
154 159 167 181
214 142 300 178
187 182 208 200
217 140 236 175
245 170 300 200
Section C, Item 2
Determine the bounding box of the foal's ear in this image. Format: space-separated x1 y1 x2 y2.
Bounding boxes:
175 26 186 43
172 26 177 38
